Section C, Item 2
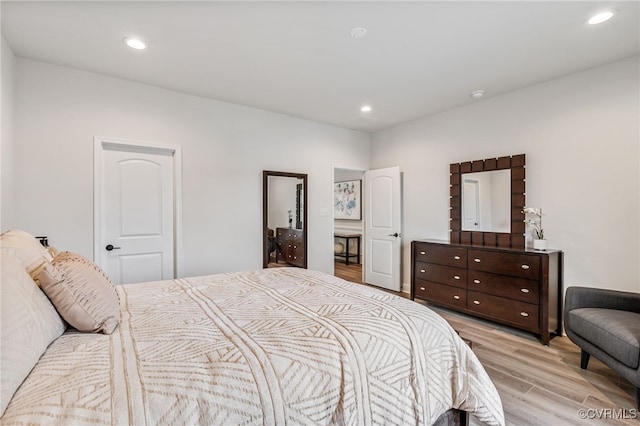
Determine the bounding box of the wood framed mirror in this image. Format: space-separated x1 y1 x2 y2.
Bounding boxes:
263 170 308 269
450 154 526 248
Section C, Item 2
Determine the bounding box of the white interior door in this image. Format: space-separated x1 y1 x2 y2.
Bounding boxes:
95 140 177 284
364 166 401 291
462 178 480 230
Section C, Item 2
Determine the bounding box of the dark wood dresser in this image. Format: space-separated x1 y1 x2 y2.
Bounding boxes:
276 228 305 267
411 239 563 345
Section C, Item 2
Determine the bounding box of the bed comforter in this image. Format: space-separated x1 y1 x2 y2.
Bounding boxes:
1 268 504 425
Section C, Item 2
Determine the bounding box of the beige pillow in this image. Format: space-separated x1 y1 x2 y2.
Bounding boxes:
0 230 53 283
39 251 120 335
0 252 66 416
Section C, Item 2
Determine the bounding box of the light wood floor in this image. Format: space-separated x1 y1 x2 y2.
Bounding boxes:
334 261 638 425
334 260 363 283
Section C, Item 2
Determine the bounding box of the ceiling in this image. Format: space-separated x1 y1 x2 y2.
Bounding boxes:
2 1 639 132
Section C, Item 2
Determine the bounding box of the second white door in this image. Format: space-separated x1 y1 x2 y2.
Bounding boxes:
364 166 401 291
97 142 175 284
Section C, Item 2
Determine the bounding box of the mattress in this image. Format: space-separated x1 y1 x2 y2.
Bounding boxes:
1 267 504 425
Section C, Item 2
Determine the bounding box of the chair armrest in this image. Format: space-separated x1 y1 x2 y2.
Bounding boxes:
565 286 640 314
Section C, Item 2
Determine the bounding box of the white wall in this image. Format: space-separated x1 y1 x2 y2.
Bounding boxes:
1 36 16 230
488 170 510 232
8 58 370 276
371 56 640 294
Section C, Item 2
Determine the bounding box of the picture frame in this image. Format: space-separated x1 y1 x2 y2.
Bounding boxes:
334 180 362 220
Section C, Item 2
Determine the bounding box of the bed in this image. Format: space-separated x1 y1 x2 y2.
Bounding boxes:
1 231 504 426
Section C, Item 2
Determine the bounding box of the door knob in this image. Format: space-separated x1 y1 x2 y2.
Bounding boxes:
388 232 401 237
105 244 121 251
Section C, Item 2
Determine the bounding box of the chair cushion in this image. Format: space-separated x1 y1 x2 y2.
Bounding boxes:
568 308 640 369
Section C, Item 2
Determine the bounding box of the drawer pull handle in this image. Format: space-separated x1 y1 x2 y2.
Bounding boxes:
474 258 481 263
420 269 426 273
520 288 530 293
520 312 529 317
521 264 530 270
454 255 461 260
454 275 460 280
473 279 481 284
419 287 426 291
420 251 426 255
473 300 480 305
453 295 460 300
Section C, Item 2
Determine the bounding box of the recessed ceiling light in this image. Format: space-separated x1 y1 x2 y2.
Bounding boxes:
360 105 372 113
124 37 147 50
587 10 616 25
350 27 367 38
470 90 485 99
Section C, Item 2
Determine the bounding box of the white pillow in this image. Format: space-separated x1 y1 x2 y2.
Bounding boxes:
0 252 66 416
0 230 53 284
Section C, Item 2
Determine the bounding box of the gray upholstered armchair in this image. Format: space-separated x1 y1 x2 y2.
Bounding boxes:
564 286 640 408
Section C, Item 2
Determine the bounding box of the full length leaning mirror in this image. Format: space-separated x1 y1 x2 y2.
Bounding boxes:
263 171 308 269
450 154 526 248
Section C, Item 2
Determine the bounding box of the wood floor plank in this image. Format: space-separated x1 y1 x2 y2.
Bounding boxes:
482 364 535 397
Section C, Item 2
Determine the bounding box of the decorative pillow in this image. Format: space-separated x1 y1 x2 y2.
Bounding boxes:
39 251 120 335
0 230 53 284
0 252 66 416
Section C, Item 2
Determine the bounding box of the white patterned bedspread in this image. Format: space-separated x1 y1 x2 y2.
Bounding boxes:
1 268 504 425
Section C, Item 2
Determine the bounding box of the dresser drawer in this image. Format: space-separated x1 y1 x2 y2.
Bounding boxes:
414 262 466 289
468 249 540 280
278 229 303 240
414 243 467 268
414 279 466 309
289 241 304 252
287 244 304 266
467 291 540 331
467 271 539 304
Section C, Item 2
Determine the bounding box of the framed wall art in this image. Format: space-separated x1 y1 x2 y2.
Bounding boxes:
334 180 362 220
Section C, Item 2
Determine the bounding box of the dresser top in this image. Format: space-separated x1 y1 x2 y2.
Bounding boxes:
413 238 562 255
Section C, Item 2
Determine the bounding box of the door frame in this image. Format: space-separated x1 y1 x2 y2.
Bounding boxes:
93 136 183 278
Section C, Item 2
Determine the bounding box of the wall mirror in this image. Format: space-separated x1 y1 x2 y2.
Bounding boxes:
450 154 526 248
263 171 308 269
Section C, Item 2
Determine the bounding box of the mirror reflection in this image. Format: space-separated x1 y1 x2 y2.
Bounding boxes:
263 171 307 269
461 169 510 233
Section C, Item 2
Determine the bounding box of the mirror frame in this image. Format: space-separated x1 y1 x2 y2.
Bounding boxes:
263 170 308 268
450 154 526 248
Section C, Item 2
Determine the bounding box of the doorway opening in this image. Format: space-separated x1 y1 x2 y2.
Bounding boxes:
332 165 403 292
333 167 365 284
